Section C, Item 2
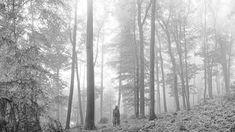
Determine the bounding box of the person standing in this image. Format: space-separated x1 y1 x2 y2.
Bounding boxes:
113 106 120 126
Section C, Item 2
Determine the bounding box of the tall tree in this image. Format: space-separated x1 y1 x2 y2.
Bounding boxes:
149 0 156 120
137 0 151 118
133 0 139 118
158 18 180 111
65 0 78 129
84 0 95 129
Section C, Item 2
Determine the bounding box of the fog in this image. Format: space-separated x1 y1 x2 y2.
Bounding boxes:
0 0 235 131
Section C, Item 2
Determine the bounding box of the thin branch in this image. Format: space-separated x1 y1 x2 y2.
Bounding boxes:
141 0 152 25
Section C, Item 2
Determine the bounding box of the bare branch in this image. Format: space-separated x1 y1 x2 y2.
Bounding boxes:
141 0 152 25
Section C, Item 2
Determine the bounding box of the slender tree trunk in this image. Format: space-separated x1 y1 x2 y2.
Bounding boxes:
222 62 229 95
216 67 220 96
84 0 95 129
157 29 167 112
100 35 104 120
149 0 156 120
56 68 60 121
135 43 140 118
133 2 139 117
155 49 161 114
228 35 233 91
183 25 190 110
118 71 122 108
76 54 84 125
137 0 145 118
82 64 86 117
208 64 213 99
65 0 78 128
203 0 208 101
219 39 229 95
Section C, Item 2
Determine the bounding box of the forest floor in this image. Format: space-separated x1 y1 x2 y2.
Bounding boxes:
106 97 235 132
71 96 235 132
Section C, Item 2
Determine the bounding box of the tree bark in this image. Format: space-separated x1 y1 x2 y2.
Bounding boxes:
149 0 156 121
84 0 95 129
65 0 78 128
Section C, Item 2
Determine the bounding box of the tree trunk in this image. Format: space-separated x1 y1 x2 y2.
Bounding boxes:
65 0 78 128
219 39 229 95
133 3 139 118
100 35 104 120
157 29 167 112
216 67 220 96
208 64 213 99
203 0 208 101
183 25 190 110
84 0 95 129
228 35 233 92
149 0 156 120
166 31 180 111
76 54 84 125
118 71 122 108
82 64 86 118
56 68 60 121
137 0 145 118
155 50 161 114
